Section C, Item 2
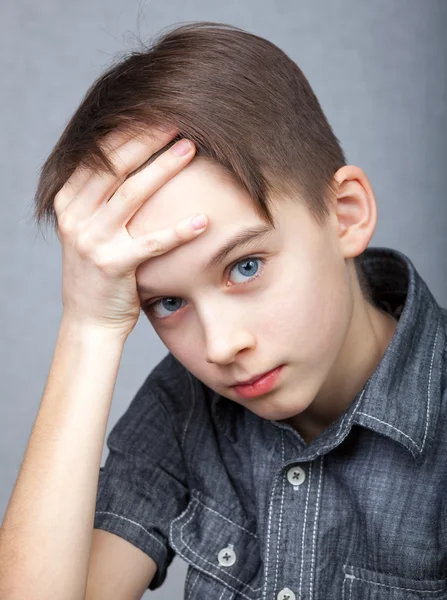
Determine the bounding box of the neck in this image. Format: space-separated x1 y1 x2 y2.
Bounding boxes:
283 299 398 444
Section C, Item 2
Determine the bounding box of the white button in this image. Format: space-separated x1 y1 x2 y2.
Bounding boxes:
277 587 296 600
286 465 306 486
217 544 236 567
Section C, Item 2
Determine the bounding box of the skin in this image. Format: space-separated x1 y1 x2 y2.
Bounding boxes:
126 157 398 444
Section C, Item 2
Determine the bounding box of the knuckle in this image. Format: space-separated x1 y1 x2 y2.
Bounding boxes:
94 251 116 273
86 244 117 274
113 160 134 180
118 185 139 205
53 191 66 214
54 180 78 212
110 147 144 180
98 128 128 154
75 230 95 258
177 219 197 238
172 223 189 242
146 238 162 254
56 223 66 244
57 210 75 234
54 183 72 202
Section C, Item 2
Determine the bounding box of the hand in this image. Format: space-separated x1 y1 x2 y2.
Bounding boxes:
54 126 207 340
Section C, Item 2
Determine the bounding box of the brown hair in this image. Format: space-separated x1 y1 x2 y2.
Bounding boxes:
32 20 373 301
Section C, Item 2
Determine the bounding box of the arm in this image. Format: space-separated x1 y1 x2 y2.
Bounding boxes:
0 318 125 600
0 124 203 599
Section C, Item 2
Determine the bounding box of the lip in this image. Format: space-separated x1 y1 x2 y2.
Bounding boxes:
232 367 280 386
231 365 284 398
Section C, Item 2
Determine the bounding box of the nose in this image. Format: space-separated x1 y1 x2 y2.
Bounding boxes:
203 314 256 365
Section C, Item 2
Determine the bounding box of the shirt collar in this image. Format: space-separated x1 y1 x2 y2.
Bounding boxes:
348 246 446 463
211 247 446 463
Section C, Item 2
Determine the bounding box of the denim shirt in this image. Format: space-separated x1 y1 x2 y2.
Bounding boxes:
94 246 447 599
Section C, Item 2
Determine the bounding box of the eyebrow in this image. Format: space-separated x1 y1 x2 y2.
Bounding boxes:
136 223 273 295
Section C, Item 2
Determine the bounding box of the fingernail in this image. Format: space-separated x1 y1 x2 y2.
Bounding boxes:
190 215 207 230
173 139 193 156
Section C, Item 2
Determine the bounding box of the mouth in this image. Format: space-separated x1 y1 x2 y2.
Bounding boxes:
230 365 285 398
231 366 282 386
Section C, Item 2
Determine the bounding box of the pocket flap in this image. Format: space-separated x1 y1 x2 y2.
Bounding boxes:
343 564 447 599
170 489 263 599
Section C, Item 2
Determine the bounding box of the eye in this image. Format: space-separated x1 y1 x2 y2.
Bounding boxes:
228 256 264 285
142 256 266 321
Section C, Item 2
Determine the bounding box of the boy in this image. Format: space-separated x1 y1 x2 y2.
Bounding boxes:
1 21 446 600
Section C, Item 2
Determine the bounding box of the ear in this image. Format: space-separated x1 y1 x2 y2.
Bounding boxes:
331 165 378 259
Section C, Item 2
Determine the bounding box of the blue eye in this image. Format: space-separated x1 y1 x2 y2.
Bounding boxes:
229 257 262 284
142 256 266 321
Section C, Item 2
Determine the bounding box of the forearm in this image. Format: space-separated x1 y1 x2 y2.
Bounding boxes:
0 317 126 600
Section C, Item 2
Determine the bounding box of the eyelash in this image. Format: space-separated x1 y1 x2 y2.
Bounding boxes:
142 255 267 321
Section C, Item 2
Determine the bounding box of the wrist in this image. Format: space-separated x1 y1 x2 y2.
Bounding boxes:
59 314 131 346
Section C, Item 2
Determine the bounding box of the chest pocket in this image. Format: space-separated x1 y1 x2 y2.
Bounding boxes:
343 565 447 599
169 489 263 600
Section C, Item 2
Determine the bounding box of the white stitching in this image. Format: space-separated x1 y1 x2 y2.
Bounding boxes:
356 413 420 451
269 385 367 462
336 409 350 437
186 568 200 600
193 495 258 539
262 430 284 600
183 370 197 450
309 457 324 600
94 510 166 551
184 566 192 592
421 321 440 452
312 386 367 455
299 461 312 599
343 568 446 593
358 319 440 456
172 498 262 594
273 431 286 596
218 582 228 600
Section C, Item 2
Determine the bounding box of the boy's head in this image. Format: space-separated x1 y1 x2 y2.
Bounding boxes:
34 21 387 428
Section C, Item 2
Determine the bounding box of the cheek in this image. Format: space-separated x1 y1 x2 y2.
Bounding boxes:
303 261 352 370
158 327 205 376
157 332 190 360
269 255 351 364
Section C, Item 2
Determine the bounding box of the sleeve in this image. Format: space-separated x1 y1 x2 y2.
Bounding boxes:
93 352 191 591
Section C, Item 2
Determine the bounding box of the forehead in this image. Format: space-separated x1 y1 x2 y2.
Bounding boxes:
126 157 264 239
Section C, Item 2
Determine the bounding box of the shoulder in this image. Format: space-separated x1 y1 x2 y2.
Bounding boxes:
105 352 214 456
140 352 214 414
132 352 216 442
441 308 447 394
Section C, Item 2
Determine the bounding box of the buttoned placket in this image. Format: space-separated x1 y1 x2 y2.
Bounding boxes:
263 432 327 600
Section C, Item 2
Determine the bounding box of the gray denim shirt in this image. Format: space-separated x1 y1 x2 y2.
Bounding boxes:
94 246 447 599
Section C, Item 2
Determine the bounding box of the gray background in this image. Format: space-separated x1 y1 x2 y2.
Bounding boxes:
1 1 446 597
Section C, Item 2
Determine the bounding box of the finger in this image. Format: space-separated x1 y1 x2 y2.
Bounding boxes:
55 125 179 222
93 138 196 236
128 213 208 268
57 126 179 222
54 127 134 216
